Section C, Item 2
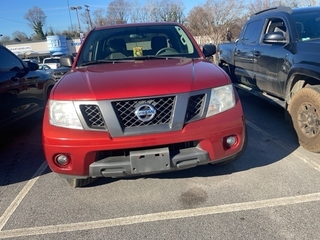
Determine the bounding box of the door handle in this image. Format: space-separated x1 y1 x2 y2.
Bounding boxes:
253 51 261 56
11 77 19 81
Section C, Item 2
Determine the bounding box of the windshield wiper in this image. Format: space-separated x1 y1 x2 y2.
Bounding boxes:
133 55 184 60
80 56 185 66
80 59 132 66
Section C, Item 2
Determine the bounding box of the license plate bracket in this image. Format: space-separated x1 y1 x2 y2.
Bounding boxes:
130 147 170 174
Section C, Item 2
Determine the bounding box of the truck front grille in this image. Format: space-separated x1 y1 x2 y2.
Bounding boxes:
185 94 205 122
112 96 175 128
79 91 207 134
80 105 105 129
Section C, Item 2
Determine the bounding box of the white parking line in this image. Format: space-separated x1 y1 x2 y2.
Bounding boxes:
293 151 320 173
0 120 319 238
0 161 48 231
246 120 320 173
0 192 319 239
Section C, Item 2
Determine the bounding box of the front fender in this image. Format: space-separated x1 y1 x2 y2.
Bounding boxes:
285 63 320 104
217 43 236 66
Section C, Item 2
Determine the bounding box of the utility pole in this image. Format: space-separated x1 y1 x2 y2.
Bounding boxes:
66 0 73 32
84 5 93 29
70 6 82 37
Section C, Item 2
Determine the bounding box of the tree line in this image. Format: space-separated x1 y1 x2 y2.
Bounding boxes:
0 0 318 46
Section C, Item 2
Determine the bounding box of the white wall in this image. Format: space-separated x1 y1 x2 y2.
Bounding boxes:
5 38 82 59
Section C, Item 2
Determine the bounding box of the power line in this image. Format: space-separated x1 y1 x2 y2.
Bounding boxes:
0 16 28 25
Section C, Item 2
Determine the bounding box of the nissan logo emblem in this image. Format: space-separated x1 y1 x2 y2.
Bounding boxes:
134 103 157 122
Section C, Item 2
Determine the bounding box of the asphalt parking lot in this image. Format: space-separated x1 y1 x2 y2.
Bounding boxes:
0 90 319 239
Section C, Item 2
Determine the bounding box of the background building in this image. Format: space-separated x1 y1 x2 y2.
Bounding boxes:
4 35 82 63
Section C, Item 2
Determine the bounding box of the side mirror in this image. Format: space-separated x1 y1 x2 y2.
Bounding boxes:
26 61 39 71
263 32 286 44
203 44 216 57
60 55 74 67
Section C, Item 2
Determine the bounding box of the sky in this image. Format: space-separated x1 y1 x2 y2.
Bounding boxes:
0 0 204 38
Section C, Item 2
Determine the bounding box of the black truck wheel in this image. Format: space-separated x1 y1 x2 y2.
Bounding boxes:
289 86 320 152
221 64 230 76
220 63 237 83
66 177 95 188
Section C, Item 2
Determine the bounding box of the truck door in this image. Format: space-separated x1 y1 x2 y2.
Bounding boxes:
254 17 289 97
0 48 40 126
234 19 263 87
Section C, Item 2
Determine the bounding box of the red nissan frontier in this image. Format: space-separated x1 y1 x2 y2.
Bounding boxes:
42 22 247 187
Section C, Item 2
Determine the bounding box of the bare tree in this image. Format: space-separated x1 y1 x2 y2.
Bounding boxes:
306 0 318 6
185 6 210 37
47 27 55 36
12 31 29 42
157 0 185 23
274 0 300 7
24 6 47 40
92 8 108 27
130 0 156 22
186 0 247 45
248 0 307 14
130 0 185 23
248 0 275 14
81 12 91 32
0 35 11 45
56 25 80 38
106 0 131 25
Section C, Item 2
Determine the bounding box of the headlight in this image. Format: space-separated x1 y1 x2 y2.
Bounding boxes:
206 84 235 117
49 100 83 129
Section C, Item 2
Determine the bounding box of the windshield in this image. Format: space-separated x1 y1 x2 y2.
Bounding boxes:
76 24 199 66
44 59 60 63
292 10 320 41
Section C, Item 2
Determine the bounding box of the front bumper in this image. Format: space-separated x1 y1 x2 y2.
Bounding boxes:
90 146 209 177
43 100 246 178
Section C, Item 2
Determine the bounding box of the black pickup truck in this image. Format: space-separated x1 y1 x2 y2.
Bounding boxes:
217 6 320 153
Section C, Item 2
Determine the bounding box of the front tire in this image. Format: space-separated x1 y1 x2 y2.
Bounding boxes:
220 63 236 83
66 177 95 188
289 86 320 153
221 64 230 76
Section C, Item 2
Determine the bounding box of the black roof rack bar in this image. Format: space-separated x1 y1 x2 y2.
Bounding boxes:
252 6 292 16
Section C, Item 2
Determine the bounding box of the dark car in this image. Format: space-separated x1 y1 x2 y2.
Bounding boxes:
38 64 70 80
0 45 56 128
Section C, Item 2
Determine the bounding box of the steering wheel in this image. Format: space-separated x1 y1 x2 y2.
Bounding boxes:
156 47 178 55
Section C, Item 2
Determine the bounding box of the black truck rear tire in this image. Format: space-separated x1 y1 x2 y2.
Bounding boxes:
289 86 320 153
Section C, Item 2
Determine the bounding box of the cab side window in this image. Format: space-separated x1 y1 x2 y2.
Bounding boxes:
265 18 287 37
242 20 263 44
0 48 24 73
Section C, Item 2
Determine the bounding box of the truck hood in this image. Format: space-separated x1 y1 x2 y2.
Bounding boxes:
52 58 229 100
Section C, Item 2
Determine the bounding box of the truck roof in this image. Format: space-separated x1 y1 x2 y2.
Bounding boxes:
251 6 320 18
93 21 182 31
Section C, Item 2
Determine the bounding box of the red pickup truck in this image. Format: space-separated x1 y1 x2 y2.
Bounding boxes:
42 22 247 187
